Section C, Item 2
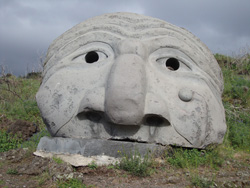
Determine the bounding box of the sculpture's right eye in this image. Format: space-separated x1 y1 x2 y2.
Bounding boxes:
73 50 108 64
85 51 99 63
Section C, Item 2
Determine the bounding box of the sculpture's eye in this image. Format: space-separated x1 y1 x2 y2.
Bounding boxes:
73 50 108 64
85 51 99 63
165 58 180 71
84 51 108 63
156 57 191 72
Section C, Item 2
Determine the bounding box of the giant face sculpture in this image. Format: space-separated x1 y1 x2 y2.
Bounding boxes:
36 12 227 148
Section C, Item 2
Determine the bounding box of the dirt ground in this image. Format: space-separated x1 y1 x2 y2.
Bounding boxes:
0 119 249 188
0 147 250 188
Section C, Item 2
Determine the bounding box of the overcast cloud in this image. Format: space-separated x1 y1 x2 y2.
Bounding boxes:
0 0 250 76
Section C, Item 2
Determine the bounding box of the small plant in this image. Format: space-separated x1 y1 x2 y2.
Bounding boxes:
38 171 50 185
88 161 98 169
57 178 87 188
52 156 64 164
107 164 115 169
191 174 215 188
0 130 22 152
117 149 153 177
6 168 18 175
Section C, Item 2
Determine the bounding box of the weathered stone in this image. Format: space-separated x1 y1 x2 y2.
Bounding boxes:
36 136 165 158
35 136 165 166
36 12 227 152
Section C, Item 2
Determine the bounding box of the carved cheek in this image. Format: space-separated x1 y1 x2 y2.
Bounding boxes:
36 71 81 135
171 90 208 147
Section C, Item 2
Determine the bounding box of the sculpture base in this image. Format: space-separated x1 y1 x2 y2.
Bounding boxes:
34 136 166 166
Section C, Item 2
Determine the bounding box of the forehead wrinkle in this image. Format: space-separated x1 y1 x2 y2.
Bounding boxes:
79 23 191 39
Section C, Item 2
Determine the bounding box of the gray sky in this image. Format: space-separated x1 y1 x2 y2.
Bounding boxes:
0 0 250 76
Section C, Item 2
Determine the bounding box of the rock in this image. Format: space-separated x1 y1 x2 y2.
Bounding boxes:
36 12 226 153
34 136 166 166
166 176 180 184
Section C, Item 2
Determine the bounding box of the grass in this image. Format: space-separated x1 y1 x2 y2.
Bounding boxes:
166 147 223 169
52 156 64 164
37 171 50 186
117 150 154 177
224 102 250 151
6 168 18 175
190 174 215 188
57 178 87 188
217 53 250 152
0 75 42 122
0 72 48 152
88 161 98 170
0 130 23 152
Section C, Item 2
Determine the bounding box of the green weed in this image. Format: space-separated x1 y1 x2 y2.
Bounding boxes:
52 156 64 164
6 168 18 175
37 171 50 186
88 161 98 169
191 174 215 188
57 178 87 188
107 164 115 169
0 130 22 152
117 150 153 177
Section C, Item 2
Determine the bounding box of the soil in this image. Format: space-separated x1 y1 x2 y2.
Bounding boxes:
0 116 39 141
0 119 250 188
0 148 250 188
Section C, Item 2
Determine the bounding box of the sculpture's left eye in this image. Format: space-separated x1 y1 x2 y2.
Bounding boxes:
156 57 191 72
165 58 180 71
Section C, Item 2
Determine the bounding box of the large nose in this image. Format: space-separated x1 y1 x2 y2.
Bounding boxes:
105 54 147 125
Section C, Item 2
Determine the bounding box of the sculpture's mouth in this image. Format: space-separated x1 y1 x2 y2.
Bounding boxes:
76 110 171 139
77 110 170 126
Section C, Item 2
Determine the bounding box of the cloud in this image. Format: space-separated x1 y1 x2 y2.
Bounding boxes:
0 0 250 75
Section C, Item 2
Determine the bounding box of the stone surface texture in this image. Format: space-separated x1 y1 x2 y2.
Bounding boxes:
35 136 165 166
36 12 227 149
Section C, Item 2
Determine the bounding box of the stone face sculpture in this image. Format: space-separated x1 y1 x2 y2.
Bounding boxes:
36 12 227 149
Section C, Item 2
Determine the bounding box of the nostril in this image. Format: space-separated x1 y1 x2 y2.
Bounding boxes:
77 111 103 123
86 111 102 122
145 115 165 126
